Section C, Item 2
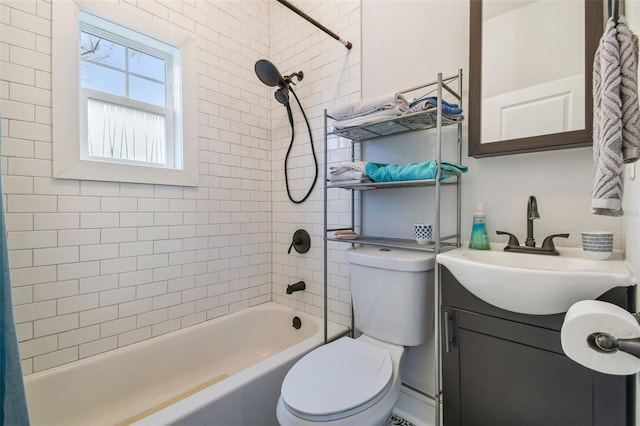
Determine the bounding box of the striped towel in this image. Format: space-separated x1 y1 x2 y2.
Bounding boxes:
617 16 640 163
408 97 464 115
592 17 624 216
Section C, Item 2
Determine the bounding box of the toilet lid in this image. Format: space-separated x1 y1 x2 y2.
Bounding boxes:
281 337 393 420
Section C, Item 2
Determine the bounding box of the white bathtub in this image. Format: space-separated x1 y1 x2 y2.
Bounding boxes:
24 302 347 426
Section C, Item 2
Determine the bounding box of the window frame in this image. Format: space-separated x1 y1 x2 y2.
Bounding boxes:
52 0 198 187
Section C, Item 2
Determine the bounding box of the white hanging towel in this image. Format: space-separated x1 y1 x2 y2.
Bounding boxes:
616 16 640 163
592 17 624 216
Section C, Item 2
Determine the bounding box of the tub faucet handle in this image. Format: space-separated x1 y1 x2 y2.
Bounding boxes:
287 239 301 254
288 229 311 254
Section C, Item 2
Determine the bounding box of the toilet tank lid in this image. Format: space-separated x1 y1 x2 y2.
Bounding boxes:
346 247 435 272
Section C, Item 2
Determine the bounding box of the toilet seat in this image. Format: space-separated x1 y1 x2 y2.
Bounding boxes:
280 337 393 422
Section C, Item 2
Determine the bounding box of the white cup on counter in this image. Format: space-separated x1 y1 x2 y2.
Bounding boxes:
581 231 613 260
414 223 433 245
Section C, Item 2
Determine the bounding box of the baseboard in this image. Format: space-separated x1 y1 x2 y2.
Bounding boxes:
393 385 437 426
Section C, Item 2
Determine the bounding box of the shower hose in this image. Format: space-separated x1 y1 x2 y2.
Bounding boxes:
284 87 318 204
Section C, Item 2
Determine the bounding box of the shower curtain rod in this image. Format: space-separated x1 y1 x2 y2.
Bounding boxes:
276 0 353 49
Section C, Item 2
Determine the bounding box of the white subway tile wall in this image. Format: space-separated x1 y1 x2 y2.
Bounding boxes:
1 0 361 374
267 1 361 326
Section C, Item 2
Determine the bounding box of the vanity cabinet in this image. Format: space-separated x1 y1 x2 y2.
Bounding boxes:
441 266 635 426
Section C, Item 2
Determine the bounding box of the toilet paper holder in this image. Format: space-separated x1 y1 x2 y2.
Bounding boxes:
562 300 640 375
589 312 640 359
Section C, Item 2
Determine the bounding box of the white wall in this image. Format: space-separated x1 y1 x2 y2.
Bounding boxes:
360 0 624 399
362 1 622 251
2 3 636 418
361 0 469 395
624 0 640 316
622 1 640 424
267 0 361 328
1 0 275 374
0 0 361 375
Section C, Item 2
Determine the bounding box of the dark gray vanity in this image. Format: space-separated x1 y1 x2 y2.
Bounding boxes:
441 266 635 426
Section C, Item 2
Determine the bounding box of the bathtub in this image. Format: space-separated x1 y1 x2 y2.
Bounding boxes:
24 302 347 426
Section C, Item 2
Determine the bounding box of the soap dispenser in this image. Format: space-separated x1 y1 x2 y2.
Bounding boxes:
469 202 490 250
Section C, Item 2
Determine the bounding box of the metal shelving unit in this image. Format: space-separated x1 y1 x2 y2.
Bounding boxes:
322 70 463 425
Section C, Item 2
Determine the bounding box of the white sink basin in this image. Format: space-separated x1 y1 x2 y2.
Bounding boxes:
436 247 636 315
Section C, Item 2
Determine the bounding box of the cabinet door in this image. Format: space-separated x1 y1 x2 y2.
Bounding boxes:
442 308 632 426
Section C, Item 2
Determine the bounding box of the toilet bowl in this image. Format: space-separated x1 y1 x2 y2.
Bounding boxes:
277 246 434 425
276 335 406 426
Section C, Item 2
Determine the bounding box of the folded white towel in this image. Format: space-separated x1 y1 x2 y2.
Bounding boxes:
328 162 370 182
328 170 366 182
332 107 406 130
331 92 410 120
329 161 367 174
616 16 640 164
592 17 624 216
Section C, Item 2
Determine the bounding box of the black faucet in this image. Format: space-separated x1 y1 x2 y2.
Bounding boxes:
286 281 306 294
525 195 539 247
496 195 569 256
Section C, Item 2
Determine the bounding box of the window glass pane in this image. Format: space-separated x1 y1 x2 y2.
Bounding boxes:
80 31 125 70
129 75 166 107
87 99 166 165
81 62 125 96
129 49 166 82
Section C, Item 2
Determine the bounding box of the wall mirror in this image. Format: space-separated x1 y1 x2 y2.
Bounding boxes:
469 0 603 158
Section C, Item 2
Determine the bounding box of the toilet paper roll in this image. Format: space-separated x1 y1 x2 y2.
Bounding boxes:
561 300 640 375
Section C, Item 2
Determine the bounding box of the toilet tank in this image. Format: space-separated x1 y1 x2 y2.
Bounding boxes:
346 246 435 346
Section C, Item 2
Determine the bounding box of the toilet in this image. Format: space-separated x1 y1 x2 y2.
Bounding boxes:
276 246 435 425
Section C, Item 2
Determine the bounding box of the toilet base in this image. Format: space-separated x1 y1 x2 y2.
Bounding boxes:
276 385 400 426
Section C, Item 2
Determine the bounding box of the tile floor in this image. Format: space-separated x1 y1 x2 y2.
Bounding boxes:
388 413 415 426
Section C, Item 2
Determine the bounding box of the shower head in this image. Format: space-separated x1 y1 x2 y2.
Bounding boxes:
254 59 304 105
255 59 284 87
275 87 290 105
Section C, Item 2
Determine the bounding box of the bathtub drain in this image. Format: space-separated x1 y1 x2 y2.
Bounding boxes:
292 316 302 329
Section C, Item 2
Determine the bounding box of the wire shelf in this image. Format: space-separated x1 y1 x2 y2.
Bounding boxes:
326 108 463 141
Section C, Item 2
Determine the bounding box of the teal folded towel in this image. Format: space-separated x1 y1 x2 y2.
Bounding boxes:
364 160 467 182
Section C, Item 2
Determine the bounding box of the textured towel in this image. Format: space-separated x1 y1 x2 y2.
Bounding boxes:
332 106 407 130
592 17 624 216
364 160 468 182
328 161 368 181
328 170 367 182
329 161 367 174
617 16 640 163
331 92 410 120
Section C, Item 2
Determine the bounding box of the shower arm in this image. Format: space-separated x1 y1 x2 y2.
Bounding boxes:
275 0 353 49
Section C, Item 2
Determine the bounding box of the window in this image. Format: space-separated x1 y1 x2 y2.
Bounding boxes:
53 0 198 186
79 12 177 168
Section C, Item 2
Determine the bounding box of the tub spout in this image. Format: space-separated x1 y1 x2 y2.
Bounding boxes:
286 281 306 294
